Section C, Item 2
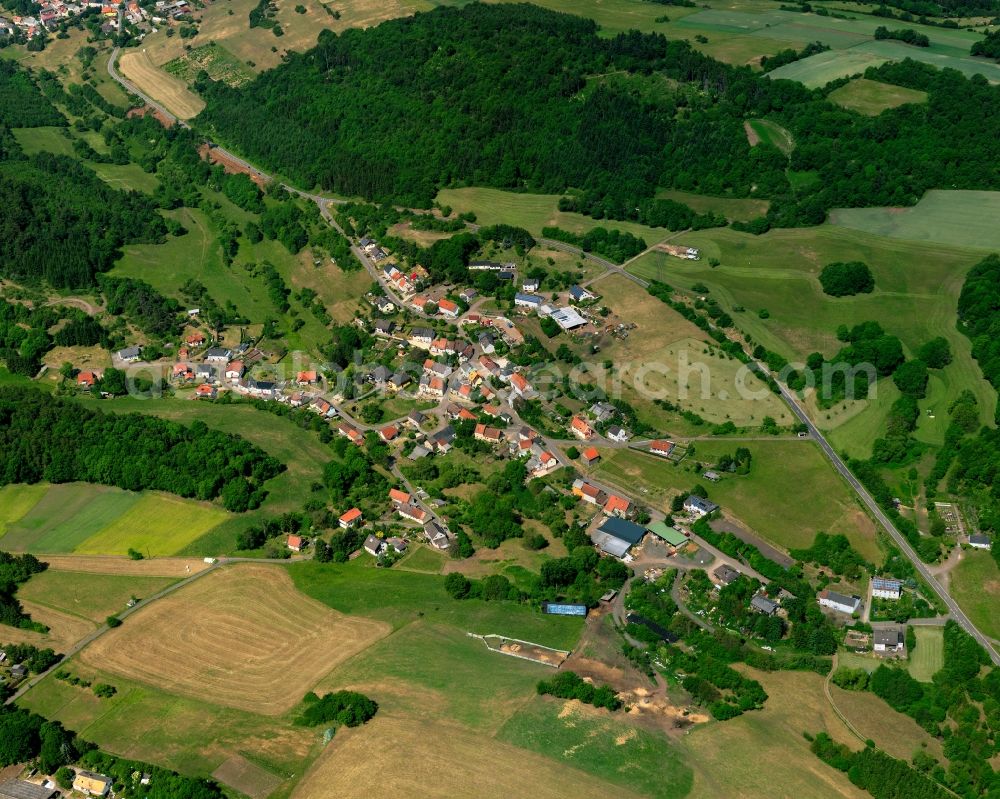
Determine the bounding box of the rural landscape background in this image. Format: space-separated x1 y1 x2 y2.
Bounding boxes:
1 0 1000 797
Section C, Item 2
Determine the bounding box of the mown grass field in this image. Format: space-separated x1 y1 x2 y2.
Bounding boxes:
950 551 1000 642
745 118 794 154
593 441 880 560
575 274 792 432
0 483 228 556
0 483 48 535
435 187 672 243
497 698 693 799
829 190 1000 250
680 668 868 799
289 558 585 649
908 627 944 682
827 78 928 115
626 224 997 458
17 570 177 624
830 683 944 762
656 189 769 222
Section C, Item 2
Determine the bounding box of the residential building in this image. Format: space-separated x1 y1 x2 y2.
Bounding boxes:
571 416 594 439
204 347 231 363
389 488 411 505
407 409 427 428
684 495 719 518
569 285 595 302
339 508 363 529
603 494 632 518
296 370 319 385
474 423 503 443
374 319 395 337
397 503 427 523
522 277 540 292
607 425 629 442
572 479 608 506
186 331 205 346
286 534 304 552
872 577 902 600
649 440 675 458
116 345 142 362
424 521 451 550
73 771 112 797
364 535 384 557
514 292 543 309
873 628 905 654
818 590 861 615
589 402 616 423
581 446 601 465
438 298 459 317
509 372 531 396
77 370 98 388
713 564 740 588
750 595 779 616
459 288 478 303
195 364 217 383
194 384 216 399
409 327 434 347
225 361 244 380
379 424 400 442
478 332 495 353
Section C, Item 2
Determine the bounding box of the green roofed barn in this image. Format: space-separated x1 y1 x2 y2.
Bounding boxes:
647 522 688 548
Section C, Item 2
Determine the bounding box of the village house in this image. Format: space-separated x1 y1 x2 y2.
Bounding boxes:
389 488 411 505
116 345 142 363
474 423 504 444
379 424 400 442
374 319 395 337
204 347 231 363
713 564 740 588
459 288 478 303
77 370 99 388
872 577 902 600
684 495 719 518
419 375 446 398
649 440 675 458
195 384 216 399
225 361 244 380
589 402 616 423
438 298 459 317
571 416 595 440
569 285 595 303
818 589 861 615
424 521 451 550
572 479 608 507
186 331 206 346
409 327 434 348
407 409 427 428
73 771 112 797
364 534 384 557
397 503 427 523
389 372 411 391
338 422 363 445
522 277 540 292
297 370 319 386
509 372 532 396
607 425 630 443
339 508 363 529
195 364 217 384
286 534 304 552
750 594 779 616
478 332 495 353
873 628 906 655
603 494 633 518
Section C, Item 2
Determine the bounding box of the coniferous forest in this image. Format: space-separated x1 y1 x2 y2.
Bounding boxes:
197 3 1000 229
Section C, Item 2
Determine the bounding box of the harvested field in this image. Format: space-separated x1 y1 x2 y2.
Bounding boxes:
0 601 94 651
79 564 390 714
118 51 205 119
292 715 638 799
212 754 284 799
38 554 213 577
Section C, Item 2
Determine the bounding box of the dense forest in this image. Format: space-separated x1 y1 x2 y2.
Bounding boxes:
0 388 283 511
0 551 48 631
0 61 65 127
197 4 1000 229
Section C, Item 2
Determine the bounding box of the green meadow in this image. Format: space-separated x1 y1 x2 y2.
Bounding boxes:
827 78 928 116
950 551 1000 643
907 627 944 682
17 570 177 625
497 698 694 799
626 223 997 457
746 118 794 154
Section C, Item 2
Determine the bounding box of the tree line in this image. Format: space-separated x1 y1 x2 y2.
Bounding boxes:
0 388 283 511
0 552 48 631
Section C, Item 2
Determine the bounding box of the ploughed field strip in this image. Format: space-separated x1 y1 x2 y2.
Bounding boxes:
79 564 390 714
